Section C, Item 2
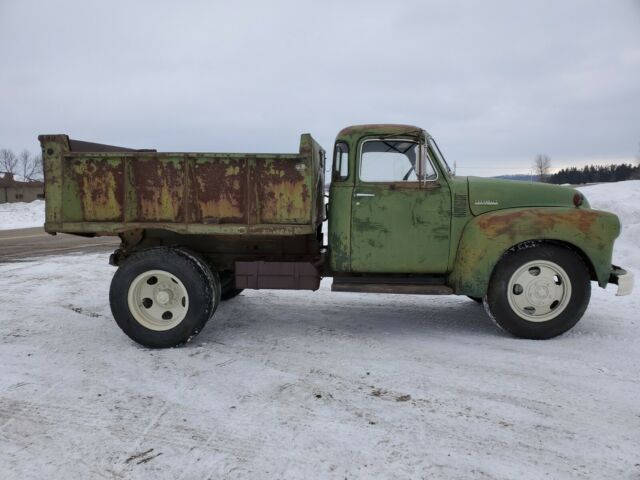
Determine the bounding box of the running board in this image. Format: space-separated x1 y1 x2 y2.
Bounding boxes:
331 280 453 295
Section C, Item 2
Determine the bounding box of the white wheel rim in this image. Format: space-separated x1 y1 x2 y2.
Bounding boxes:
127 270 189 331
507 260 572 322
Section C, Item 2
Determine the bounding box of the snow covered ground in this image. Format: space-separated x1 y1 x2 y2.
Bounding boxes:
0 200 44 230
0 182 639 479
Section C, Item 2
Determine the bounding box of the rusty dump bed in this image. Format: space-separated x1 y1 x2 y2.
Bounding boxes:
39 134 326 237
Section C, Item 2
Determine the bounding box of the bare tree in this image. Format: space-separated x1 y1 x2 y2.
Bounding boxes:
533 154 552 182
18 149 43 181
0 148 19 174
33 152 44 180
0 149 44 181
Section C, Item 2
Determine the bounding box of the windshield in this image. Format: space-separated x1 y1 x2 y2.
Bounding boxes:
428 137 452 176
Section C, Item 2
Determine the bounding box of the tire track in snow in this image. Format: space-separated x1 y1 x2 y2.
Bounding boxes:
0 395 264 464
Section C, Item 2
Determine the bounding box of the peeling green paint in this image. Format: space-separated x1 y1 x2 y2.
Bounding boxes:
449 207 620 297
349 184 451 273
328 184 352 272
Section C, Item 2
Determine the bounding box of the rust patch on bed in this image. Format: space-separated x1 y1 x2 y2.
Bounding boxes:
191 158 248 223
68 157 124 221
130 156 185 222
256 157 310 224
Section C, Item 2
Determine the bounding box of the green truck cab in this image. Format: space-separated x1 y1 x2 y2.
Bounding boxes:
39 125 633 348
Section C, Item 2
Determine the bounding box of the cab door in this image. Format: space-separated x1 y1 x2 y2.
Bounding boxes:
350 138 451 273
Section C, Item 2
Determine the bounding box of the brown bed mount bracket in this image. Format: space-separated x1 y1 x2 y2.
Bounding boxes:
235 261 321 291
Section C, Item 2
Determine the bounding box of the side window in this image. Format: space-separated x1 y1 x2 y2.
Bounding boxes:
333 141 349 181
360 140 420 182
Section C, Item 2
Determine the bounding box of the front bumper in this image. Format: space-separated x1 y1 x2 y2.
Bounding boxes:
609 265 634 296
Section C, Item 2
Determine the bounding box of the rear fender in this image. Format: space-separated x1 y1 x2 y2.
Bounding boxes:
448 207 620 297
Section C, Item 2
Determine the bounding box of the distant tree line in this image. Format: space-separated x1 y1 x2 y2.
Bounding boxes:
0 148 43 181
547 163 640 185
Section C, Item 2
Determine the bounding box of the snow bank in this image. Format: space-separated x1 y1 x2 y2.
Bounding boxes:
0 199 45 230
578 180 640 270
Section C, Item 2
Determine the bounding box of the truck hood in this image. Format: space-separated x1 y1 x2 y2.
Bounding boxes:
466 176 586 215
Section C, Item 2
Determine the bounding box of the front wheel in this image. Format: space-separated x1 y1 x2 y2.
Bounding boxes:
484 244 591 339
109 247 220 348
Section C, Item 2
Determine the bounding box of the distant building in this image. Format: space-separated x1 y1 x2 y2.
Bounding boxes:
0 172 44 204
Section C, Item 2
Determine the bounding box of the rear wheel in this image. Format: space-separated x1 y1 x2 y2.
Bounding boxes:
484 244 591 339
109 247 220 348
220 271 244 301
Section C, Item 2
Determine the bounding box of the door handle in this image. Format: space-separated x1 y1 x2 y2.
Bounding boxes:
354 193 375 197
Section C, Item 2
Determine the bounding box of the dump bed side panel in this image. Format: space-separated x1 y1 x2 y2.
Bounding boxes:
191 156 248 224
39 134 325 236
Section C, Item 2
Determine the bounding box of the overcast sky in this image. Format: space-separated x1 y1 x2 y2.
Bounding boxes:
1 0 639 175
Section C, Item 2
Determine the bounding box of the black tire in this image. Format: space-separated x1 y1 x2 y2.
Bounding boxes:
467 296 483 304
484 244 591 340
219 271 244 301
177 248 222 318
109 247 220 348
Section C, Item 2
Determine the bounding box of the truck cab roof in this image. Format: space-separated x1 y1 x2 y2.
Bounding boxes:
336 124 427 143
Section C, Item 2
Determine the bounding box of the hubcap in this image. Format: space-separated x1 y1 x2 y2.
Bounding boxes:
127 270 189 331
507 260 572 322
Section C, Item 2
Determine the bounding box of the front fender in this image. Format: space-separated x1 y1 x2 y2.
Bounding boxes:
448 207 621 297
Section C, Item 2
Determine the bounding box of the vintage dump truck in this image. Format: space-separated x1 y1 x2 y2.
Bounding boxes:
39 125 634 347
